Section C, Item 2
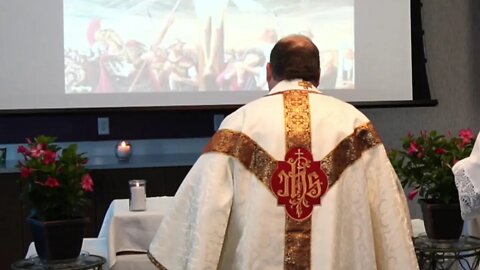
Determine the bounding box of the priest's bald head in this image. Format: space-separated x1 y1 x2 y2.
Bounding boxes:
266 34 321 90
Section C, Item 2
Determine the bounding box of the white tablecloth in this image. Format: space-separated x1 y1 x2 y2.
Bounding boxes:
98 196 173 268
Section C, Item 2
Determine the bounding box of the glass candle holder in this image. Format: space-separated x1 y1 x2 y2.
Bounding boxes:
129 179 147 211
115 141 132 161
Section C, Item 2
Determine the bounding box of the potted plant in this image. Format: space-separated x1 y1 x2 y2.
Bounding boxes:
16 135 94 262
389 129 476 239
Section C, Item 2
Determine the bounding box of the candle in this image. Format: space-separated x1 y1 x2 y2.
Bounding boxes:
129 180 146 211
115 141 132 161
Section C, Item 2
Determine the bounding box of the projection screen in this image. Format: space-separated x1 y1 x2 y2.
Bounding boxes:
0 0 411 110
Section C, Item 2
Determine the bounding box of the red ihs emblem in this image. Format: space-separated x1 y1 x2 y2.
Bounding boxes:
271 148 328 221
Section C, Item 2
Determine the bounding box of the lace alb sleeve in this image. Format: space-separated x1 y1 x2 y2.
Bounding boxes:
455 167 480 220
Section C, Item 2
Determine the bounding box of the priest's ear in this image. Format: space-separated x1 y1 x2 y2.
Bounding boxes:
266 62 275 90
314 68 321 88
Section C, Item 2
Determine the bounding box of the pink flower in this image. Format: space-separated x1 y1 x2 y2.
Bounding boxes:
459 129 475 145
408 141 420 156
435 148 447 155
30 144 45 159
44 177 60 188
81 174 94 192
408 188 419 200
43 150 57 165
20 167 34 178
15 136 96 220
17 145 30 155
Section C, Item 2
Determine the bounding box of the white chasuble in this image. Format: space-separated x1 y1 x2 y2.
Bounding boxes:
148 80 419 270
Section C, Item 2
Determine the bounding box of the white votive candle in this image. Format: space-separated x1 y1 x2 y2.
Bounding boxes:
116 141 133 161
129 180 146 211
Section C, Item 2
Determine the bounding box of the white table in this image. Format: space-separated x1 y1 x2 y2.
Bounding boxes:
98 196 173 268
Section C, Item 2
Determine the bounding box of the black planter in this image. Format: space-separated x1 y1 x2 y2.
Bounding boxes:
419 200 463 240
27 217 89 262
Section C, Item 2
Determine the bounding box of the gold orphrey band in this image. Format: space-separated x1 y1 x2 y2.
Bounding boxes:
282 90 313 270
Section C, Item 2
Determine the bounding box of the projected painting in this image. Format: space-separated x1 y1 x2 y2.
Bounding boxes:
64 0 354 94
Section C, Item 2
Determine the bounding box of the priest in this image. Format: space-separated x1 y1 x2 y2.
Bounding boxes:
148 34 419 270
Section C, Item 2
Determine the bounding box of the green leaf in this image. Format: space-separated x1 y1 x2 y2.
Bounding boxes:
388 129 473 204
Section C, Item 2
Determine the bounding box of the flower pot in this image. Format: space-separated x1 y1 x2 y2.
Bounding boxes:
419 199 463 240
27 217 89 262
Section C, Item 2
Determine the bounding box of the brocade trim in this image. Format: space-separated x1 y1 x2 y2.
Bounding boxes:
204 129 278 189
320 122 382 186
282 90 313 270
268 89 322 97
284 216 312 270
283 90 312 151
147 250 168 270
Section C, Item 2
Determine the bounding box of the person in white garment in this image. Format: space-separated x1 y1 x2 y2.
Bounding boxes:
148 34 419 270
453 132 480 234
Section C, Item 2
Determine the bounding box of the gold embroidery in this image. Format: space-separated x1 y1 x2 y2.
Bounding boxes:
283 90 312 270
268 89 321 97
284 216 311 270
298 81 314 90
147 251 168 270
204 122 381 196
204 129 278 189
272 147 327 222
321 122 382 186
284 91 312 151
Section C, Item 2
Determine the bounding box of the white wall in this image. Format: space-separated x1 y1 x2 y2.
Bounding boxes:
362 0 480 218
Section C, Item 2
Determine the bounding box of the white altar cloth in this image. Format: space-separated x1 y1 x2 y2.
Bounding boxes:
98 196 173 268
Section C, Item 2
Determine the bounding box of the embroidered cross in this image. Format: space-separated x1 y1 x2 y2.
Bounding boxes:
271 147 328 221
298 81 313 89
